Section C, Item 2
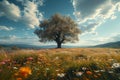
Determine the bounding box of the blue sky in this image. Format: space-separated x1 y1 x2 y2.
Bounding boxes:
0 0 120 46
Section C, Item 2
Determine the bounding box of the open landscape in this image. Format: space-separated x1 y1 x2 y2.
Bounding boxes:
1 0 120 80
0 48 120 80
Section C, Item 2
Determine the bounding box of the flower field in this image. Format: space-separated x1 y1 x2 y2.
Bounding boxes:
0 48 120 80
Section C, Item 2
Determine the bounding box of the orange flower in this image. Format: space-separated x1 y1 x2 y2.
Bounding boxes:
86 71 92 75
16 78 22 80
19 67 31 78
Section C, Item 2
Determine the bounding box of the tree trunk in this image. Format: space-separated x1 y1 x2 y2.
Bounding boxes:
57 42 61 48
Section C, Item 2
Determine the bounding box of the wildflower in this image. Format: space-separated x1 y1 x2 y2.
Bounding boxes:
0 61 6 65
27 57 33 61
82 67 87 71
57 73 65 78
19 67 31 78
100 70 105 72
76 71 83 76
13 67 18 70
56 69 59 72
86 71 92 75
94 70 100 73
108 59 114 61
112 63 120 68
108 71 114 73
16 78 22 80
55 56 59 60
46 68 50 71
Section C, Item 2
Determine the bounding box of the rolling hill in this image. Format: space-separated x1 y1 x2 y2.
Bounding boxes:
94 41 120 48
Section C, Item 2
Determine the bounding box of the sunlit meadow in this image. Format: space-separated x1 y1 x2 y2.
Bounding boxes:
0 48 120 80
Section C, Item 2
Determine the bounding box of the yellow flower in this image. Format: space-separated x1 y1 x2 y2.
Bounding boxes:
19 67 31 78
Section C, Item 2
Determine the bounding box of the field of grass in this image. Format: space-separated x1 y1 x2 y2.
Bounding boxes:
0 48 120 80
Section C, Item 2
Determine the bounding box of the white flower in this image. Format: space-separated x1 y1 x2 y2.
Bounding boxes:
76 71 83 76
112 63 120 68
46 68 50 71
100 70 105 72
55 56 59 60
57 73 65 77
108 71 114 73
56 69 59 72
13 67 18 70
82 67 87 71
94 70 100 73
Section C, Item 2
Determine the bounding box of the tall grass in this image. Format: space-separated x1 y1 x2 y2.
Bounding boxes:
0 48 120 80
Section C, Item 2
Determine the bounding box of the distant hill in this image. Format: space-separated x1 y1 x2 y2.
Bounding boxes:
1 41 120 49
0 43 55 49
0 43 83 49
94 41 120 48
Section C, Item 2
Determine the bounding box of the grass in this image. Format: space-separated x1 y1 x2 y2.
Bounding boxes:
0 48 120 80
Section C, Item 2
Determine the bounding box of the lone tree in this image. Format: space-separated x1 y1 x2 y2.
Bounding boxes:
34 14 81 48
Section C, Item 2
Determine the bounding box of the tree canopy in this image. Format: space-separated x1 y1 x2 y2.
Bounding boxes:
34 14 81 48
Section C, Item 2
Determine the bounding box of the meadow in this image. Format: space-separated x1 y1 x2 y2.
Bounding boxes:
0 48 120 80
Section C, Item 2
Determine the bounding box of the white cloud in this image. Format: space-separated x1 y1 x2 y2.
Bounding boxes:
0 0 21 21
0 0 44 29
20 0 43 28
111 15 117 20
16 0 44 6
0 35 41 45
85 33 120 45
110 33 120 42
80 22 101 34
72 0 120 33
0 26 14 31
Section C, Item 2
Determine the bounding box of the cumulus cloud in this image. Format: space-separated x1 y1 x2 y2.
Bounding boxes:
80 22 101 35
0 0 21 21
16 0 44 6
72 0 120 33
0 26 14 31
0 0 44 29
20 0 43 28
